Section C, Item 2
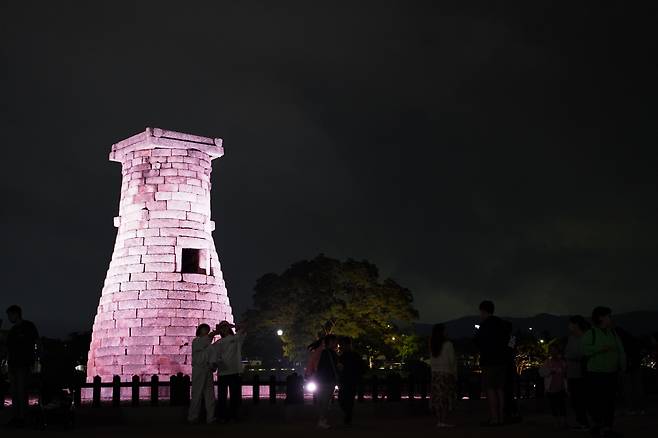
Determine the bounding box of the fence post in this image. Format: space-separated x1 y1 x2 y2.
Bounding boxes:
269 375 276 404
73 374 83 408
285 373 303 404
0 378 6 410
150 375 159 406
112 375 121 407
92 375 101 408
182 374 191 406
371 375 379 401
169 375 178 406
131 375 140 407
408 375 415 405
252 374 260 404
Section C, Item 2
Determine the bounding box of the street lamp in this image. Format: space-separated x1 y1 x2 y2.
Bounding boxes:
276 329 283 337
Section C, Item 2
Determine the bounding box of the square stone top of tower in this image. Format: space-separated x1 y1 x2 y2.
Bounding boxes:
109 127 224 162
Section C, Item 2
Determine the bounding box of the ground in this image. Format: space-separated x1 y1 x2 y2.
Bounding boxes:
1 398 656 437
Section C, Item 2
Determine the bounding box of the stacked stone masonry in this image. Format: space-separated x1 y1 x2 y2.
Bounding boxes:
87 128 233 382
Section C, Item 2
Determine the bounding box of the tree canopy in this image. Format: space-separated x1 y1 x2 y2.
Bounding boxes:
244 255 419 363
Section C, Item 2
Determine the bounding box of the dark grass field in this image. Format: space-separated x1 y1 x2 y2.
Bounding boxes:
2 398 656 437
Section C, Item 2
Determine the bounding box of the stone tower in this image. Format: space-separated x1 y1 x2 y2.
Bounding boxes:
87 128 233 382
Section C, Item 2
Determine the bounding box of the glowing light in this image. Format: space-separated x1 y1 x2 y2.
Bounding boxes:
539 339 545 344
474 324 480 330
306 382 317 393
276 329 284 336
391 336 396 341
528 327 533 331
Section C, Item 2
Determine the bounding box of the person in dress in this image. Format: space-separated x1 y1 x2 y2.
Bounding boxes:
429 323 457 428
540 343 568 429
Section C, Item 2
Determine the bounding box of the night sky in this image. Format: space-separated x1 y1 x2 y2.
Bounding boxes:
1 1 657 337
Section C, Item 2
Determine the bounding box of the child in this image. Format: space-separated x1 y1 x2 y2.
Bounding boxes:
188 323 219 424
539 343 568 428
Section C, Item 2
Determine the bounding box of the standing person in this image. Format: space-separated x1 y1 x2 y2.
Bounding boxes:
504 333 522 424
429 324 457 428
539 343 568 429
315 334 339 429
565 315 591 431
338 337 363 425
188 323 219 424
583 307 625 438
209 320 246 423
5 305 39 428
615 326 646 416
474 300 512 427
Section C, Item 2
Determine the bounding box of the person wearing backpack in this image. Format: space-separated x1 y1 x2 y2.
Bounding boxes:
565 315 591 431
315 334 339 429
583 307 625 437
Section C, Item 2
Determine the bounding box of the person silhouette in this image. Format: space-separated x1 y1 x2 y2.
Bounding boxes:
5 305 39 427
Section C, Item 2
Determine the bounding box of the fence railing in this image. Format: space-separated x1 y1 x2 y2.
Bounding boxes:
0 372 549 409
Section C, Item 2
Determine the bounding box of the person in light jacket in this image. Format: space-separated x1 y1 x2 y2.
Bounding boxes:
430 324 457 428
188 323 219 424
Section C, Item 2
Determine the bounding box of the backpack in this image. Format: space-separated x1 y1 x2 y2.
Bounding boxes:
305 345 324 378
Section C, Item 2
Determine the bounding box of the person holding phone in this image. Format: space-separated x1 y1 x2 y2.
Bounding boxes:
209 320 246 422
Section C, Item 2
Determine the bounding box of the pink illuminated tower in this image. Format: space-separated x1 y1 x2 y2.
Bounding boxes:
87 127 233 382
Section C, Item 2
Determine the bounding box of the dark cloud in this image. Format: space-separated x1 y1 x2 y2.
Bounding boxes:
1 1 656 336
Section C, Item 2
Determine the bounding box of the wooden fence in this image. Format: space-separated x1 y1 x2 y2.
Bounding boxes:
0 372 547 408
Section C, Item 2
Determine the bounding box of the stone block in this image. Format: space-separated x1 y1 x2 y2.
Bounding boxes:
203 310 222 320
157 183 178 192
96 346 127 357
165 326 194 336
167 290 196 300
170 317 198 327
112 291 140 301
157 272 182 281
122 364 159 375
146 245 175 254
147 280 174 290
135 228 160 237
150 210 187 220
175 309 204 318
182 273 206 284
175 282 199 291
147 298 180 308
142 254 175 263
117 355 147 365
120 281 147 291
131 326 166 337
116 318 143 328
198 284 218 293
159 336 188 346
146 200 167 211
144 236 177 246
138 308 177 318
117 300 147 310
153 345 184 355
180 300 211 310
114 309 137 319
123 336 161 346
147 218 180 228
127 346 154 355
138 290 168 299
164 176 187 184
196 293 219 302
154 192 173 201
141 317 171 327
179 220 205 230
185 212 205 223
130 272 157 281
127 246 148 255
144 262 176 272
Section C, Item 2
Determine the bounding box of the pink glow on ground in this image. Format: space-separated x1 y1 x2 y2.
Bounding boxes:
87 128 233 384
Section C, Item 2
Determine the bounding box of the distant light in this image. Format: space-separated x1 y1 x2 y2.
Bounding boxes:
539 339 545 344
474 324 480 330
276 329 284 336
334 385 339 391
306 382 317 393
391 336 396 341
529 327 533 331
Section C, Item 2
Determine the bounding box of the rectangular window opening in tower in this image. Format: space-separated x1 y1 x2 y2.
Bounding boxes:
181 248 207 274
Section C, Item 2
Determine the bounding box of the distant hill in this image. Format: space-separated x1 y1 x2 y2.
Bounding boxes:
415 310 658 339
